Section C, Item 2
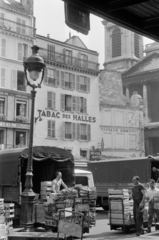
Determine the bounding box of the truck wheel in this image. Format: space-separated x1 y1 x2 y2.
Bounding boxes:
102 206 109 211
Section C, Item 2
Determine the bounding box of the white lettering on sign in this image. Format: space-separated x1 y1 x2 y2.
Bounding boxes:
100 126 138 133
0 122 30 129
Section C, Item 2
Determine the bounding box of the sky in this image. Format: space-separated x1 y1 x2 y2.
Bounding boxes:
34 0 154 68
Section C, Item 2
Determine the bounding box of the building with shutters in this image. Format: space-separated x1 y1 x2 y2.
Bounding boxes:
33 34 99 160
0 0 35 149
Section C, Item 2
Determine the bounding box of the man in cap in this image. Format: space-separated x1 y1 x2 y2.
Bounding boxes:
146 179 159 233
132 176 146 236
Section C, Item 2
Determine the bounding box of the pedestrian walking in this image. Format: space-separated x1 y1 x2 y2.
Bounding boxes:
146 179 159 233
131 176 146 236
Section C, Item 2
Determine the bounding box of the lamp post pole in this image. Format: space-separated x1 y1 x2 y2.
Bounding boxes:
20 46 45 231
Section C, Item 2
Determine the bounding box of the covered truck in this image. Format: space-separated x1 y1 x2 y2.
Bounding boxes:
88 155 159 210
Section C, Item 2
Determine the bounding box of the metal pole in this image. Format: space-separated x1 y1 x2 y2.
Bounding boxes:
20 89 36 231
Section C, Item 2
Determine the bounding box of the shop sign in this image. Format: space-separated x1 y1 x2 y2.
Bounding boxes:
37 110 96 123
0 121 30 129
90 150 101 161
100 126 138 133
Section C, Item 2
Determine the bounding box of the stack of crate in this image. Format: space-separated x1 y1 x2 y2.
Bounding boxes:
0 199 6 239
40 181 52 201
108 189 134 225
4 203 14 233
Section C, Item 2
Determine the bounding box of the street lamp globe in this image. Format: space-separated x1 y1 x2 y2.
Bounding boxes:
24 45 46 89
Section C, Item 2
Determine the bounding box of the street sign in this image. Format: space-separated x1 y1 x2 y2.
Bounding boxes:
64 2 90 35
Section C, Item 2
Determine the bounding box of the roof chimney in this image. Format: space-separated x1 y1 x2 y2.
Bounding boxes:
47 34 50 38
69 31 71 38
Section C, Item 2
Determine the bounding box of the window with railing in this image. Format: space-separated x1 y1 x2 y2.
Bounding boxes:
65 49 72 65
64 122 75 140
61 72 75 90
11 70 26 91
76 75 90 93
61 94 87 113
77 123 91 141
47 91 56 109
18 43 28 61
16 18 26 35
0 98 5 120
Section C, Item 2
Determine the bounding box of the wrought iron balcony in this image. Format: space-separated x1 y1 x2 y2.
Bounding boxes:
0 17 36 38
39 48 99 72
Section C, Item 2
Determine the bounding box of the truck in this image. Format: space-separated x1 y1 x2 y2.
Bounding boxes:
87 156 159 210
0 146 94 231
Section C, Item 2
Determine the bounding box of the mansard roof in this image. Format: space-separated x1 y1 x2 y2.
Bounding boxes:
0 0 28 16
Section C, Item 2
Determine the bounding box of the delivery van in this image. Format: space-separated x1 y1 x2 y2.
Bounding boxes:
74 169 94 188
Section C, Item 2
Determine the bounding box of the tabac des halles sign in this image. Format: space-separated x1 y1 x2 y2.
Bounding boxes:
64 2 90 35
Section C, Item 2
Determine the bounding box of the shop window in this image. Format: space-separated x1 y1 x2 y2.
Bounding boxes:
112 28 121 58
76 75 90 93
16 18 26 35
44 69 59 87
18 43 28 61
16 131 26 146
16 100 27 122
47 44 55 60
1 39 6 57
0 130 4 144
80 149 87 158
47 91 56 109
61 72 75 90
0 68 5 88
47 120 55 138
134 33 140 58
0 98 5 120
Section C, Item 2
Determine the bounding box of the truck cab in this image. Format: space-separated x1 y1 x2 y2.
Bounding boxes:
74 169 94 188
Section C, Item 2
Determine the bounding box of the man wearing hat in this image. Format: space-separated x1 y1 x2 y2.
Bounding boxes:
132 176 146 236
146 179 159 233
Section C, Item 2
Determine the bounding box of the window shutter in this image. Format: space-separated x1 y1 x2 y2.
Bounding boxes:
18 43 23 61
61 71 65 88
11 70 17 90
1 39 6 57
16 18 21 33
22 20 26 34
61 94 65 111
52 121 55 138
72 74 75 90
78 52 81 67
63 48 66 64
87 124 91 141
76 97 80 113
1 68 5 87
83 98 87 114
76 75 80 91
56 70 60 87
77 123 80 140
87 77 90 93
52 92 56 109
72 96 76 112
47 91 52 108
63 122 66 139
50 45 55 60
72 123 76 140
47 120 51 137
44 68 48 84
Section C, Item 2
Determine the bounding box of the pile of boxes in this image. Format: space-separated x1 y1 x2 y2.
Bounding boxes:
0 199 6 239
40 181 52 201
108 189 134 225
4 203 14 232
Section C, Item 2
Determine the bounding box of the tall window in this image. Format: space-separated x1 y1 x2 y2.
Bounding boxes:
18 43 28 61
0 68 5 88
80 53 88 68
11 70 25 91
16 131 26 146
44 69 59 87
65 50 72 65
77 123 91 141
47 44 55 60
15 100 27 122
0 12 4 27
47 120 55 138
61 72 75 90
47 91 55 109
76 75 90 93
64 122 76 140
16 18 26 34
61 95 87 113
0 130 4 144
134 33 140 58
112 28 121 58
1 39 6 57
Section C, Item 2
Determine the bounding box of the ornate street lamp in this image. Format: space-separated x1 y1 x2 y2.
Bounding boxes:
20 45 46 231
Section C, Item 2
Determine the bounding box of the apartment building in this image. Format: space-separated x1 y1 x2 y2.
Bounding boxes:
0 0 35 149
34 35 100 159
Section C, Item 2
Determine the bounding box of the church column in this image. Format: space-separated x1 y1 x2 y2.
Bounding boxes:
143 82 148 125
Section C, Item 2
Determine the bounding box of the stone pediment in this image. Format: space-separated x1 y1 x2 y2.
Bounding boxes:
65 36 87 49
122 52 159 77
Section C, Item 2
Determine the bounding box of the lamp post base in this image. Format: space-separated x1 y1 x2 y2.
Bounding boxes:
20 191 36 231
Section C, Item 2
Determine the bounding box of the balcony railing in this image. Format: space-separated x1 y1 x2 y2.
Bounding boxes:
39 48 99 72
65 82 72 89
0 17 36 38
15 116 29 123
81 135 87 140
65 134 72 139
